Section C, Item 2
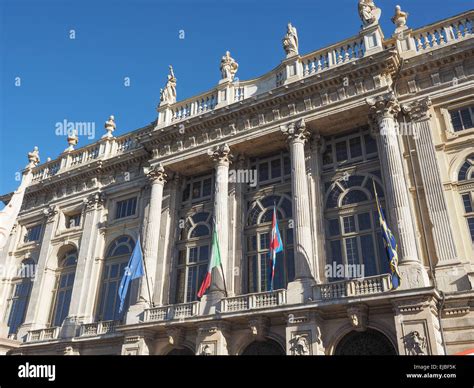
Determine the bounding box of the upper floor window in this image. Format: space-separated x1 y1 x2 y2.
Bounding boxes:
23 224 42 243
458 155 474 181
182 175 213 205
245 194 294 293
6 258 35 335
324 173 389 280
65 213 81 229
115 197 137 219
449 105 474 132
97 236 135 321
51 250 77 327
175 212 211 303
458 154 474 244
250 153 291 189
322 127 377 170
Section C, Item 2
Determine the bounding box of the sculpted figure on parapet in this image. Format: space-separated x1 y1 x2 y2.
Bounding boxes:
160 65 177 105
220 51 238 81
358 0 381 28
282 22 299 57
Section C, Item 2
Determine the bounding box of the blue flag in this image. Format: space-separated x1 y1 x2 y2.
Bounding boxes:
118 237 144 314
373 182 401 289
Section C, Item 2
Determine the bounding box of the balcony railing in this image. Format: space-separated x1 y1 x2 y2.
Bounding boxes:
79 320 118 337
26 327 60 343
144 301 199 323
314 274 392 301
220 289 287 313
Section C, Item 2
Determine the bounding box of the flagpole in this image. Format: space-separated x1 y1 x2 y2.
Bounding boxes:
139 235 154 308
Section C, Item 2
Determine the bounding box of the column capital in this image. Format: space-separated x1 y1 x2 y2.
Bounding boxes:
367 91 401 125
310 131 325 153
280 118 310 144
83 192 106 211
402 97 432 122
146 163 167 184
207 143 233 166
42 205 58 222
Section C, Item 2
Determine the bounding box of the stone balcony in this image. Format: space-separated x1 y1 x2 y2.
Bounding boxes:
313 274 392 301
78 320 119 338
26 327 60 343
144 301 200 323
220 289 287 313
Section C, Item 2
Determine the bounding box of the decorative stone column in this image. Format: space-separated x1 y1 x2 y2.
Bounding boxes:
17 206 58 341
126 163 167 324
367 92 429 289
402 98 468 291
280 119 316 303
62 192 106 338
201 144 232 314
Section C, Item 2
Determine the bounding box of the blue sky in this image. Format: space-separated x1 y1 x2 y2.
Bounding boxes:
1 0 472 194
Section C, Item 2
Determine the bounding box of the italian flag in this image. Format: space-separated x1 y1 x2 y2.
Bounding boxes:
197 228 222 298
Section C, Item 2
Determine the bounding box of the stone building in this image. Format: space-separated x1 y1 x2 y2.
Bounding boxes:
0 4 473 356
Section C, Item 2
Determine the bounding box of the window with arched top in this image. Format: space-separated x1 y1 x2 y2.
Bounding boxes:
97 236 135 321
324 173 390 280
6 258 35 335
457 155 474 243
175 212 211 303
245 194 294 293
50 250 77 327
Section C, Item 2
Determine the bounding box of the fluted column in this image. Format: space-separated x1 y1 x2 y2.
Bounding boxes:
207 144 232 296
280 119 315 302
140 163 167 303
367 92 429 288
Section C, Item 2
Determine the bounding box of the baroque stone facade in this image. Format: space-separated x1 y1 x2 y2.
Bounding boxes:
0 5 473 356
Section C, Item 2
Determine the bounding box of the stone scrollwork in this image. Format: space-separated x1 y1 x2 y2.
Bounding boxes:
280 118 310 144
347 305 368 332
146 163 168 184
207 143 233 165
403 331 427 355
289 333 311 355
401 97 432 122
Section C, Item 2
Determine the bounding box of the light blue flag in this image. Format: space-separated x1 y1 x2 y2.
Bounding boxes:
118 237 144 314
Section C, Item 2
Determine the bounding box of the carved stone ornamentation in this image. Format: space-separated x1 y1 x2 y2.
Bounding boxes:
289 333 311 355
207 143 233 165
43 205 58 222
347 305 369 332
220 51 239 81
403 331 427 355
248 317 270 340
26 146 40 169
103 115 116 139
391 5 409 33
401 97 432 122
83 192 106 211
199 342 215 356
65 129 79 152
358 0 381 28
167 327 185 348
282 22 299 57
160 65 177 105
367 92 401 125
280 118 310 144
146 163 167 184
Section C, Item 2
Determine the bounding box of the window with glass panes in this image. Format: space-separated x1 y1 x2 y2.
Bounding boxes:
115 197 137 219
449 105 474 132
23 224 42 243
175 212 211 303
458 155 474 243
51 250 77 327
6 259 35 335
324 173 390 280
250 153 291 188
97 236 135 321
181 175 213 205
245 194 294 292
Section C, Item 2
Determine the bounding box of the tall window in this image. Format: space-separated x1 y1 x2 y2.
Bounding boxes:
115 197 137 219
245 194 294 292
50 250 77 327
181 175 213 205
97 236 135 321
23 224 42 243
324 173 389 280
6 259 35 335
175 212 211 303
449 105 474 132
250 153 291 188
458 155 474 243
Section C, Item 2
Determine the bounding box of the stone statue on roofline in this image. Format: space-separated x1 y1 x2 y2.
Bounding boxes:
358 0 381 28
26 146 40 169
160 65 177 105
220 51 239 81
392 5 409 33
282 22 299 57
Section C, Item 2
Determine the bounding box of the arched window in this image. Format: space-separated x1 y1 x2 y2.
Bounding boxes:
97 236 135 321
457 155 474 243
175 212 211 303
241 339 285 355
245 194 294 293
6 258 35 335
51 250 77 327
324 173 390 280
335 329 396 355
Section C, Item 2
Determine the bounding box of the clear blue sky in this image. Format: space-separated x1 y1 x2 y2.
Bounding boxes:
1 0 472 194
